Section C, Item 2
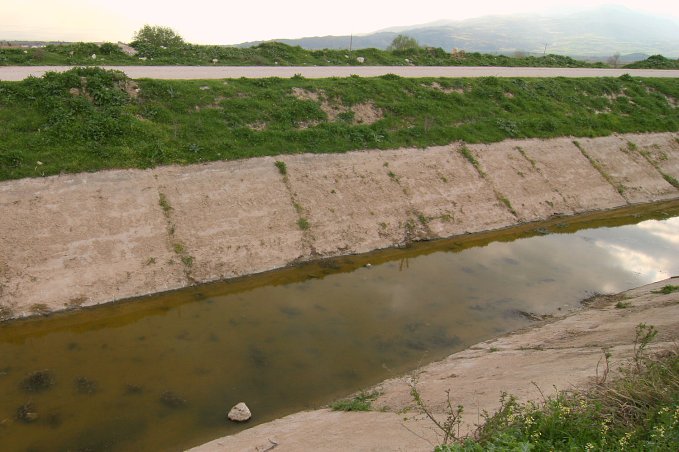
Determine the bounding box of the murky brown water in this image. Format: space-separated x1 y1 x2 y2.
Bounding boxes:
1 201 678 451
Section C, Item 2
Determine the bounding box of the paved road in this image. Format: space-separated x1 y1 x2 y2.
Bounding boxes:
1 65 679 81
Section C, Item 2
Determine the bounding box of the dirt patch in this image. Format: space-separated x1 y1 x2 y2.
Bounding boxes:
191 277 679 451
351 102 383 124
427 81 465 94
247 121 267 131
291 87 383 125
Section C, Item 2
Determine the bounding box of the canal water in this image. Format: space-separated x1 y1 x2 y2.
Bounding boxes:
1 201 678 451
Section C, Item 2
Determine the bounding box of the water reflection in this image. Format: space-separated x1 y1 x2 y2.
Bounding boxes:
0 202 678 451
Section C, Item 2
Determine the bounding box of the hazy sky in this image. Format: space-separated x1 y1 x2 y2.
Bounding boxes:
2 0 678 44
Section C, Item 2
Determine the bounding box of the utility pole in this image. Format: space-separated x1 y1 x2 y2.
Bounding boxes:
349 34 353 54
543 43 548 56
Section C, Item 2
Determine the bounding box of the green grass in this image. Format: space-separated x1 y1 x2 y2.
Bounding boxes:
1 67 678 182
297 218 310 230
625 55 679 70
653 285 679 295
437 348 679 451
1 41 609 68
330 390 380 412
274 160 287 175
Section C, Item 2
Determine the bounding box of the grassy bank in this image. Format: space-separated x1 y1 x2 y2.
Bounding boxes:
0 68 678 181
0 41 607 68
434 327 678 451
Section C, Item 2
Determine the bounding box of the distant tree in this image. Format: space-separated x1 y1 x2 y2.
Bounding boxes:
130 25 186 57
388 34 420 52
607 52 621 68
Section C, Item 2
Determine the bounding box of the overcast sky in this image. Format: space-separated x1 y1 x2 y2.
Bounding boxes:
2 0 678 44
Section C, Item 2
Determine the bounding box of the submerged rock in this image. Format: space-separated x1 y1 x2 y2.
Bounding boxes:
228 402 252 422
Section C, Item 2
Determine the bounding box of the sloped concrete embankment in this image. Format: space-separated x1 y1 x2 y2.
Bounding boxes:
190 277 679 451
1 132 678 318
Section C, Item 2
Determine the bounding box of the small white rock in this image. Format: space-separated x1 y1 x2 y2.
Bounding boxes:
228 402 251 422
356 56 365 63
91 53 96 59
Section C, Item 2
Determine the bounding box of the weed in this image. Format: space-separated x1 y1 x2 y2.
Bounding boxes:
410 380 464 445
297 217 310 230
574 140 621 194
417 213 428 225
627 141 638 151
21 370 55 392
173 243 185 254
459 146 484 177
652 284 679 294
331 390 380 411
633 323 657 369
145 257 156 265
274 160 287 175
387 170 397 180
180 255 194 268
496 192 517 216
516 146 538 171
596 348 612 384
489 347 499 352
662 173 679 189
434 324 678 451
615 301 632 309
158 193 172 215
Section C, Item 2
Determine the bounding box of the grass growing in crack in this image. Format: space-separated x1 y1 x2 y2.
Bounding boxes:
662 173 679 189
458 146 485 177
331 390 380 412
274 160 287 175
615 301 632 309
158 193 173 215
180 255 194 268
496 192 517 216
2 68 679 182
573 140 624 195
297 217 310 230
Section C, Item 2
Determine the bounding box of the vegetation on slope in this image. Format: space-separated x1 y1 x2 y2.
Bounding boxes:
0 26 606 68
625 55 679 70
0 41 609 68
0 68 677 181
442 357 679 450
432 326 678 451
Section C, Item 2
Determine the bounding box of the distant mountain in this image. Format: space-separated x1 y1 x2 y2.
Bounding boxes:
238 6 679 58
